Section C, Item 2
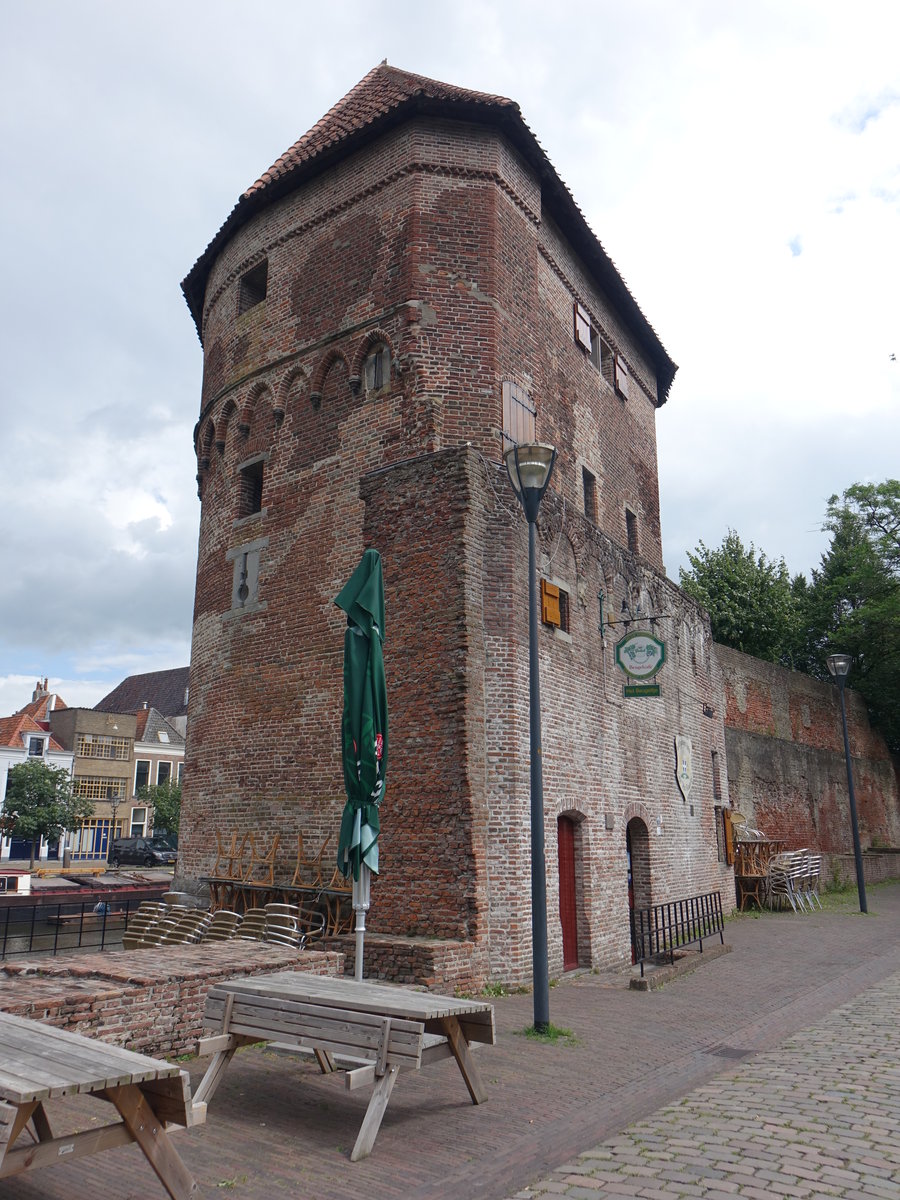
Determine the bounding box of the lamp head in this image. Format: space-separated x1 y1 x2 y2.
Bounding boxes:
826 653 852 681
504 443 556 523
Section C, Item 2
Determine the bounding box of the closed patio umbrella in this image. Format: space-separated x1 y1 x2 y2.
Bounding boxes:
334 548 387 981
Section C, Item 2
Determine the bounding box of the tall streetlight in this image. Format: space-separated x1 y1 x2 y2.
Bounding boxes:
504 441 557 1033
826 653 868 914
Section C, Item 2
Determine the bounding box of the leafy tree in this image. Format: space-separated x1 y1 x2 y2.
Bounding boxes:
807 486 900 751
138 779 181 837
678 530 802 666
1 760 94 867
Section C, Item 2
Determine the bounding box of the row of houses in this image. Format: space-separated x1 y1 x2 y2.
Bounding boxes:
0 670 188 863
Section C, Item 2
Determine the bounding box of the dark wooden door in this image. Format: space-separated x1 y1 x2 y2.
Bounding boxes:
557 816 578 971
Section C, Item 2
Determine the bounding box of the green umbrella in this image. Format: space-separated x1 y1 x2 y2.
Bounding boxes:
334 548 387 980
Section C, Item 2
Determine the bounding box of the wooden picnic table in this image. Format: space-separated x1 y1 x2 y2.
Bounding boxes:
0 1010 205 1198
194 970 495 1161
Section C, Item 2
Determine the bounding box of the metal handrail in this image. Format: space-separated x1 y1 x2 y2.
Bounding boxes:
630 890 724 977
0 896 145 959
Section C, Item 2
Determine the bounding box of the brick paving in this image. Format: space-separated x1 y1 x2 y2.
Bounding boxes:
2 883 898 1200
509 969 900 1200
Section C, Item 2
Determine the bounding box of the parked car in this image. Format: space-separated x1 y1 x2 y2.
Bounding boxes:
109 835 177 869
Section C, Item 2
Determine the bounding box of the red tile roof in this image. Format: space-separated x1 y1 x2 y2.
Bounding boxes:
182 62 676 401
17 694 67 721
0 713 65 753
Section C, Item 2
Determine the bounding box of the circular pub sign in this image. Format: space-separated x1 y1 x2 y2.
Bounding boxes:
615 631 666 680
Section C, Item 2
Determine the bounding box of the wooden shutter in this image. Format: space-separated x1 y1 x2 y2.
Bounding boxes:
614 354 630 399
541 579 561 627
573 302 592 352
723 809 735 866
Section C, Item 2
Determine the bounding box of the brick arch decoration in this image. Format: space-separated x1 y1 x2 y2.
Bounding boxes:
625 811 652 912
309 348 351 410
349 328 397 392
238 380 273 437
276 364 309 422
216 398 238 456
196 419 215 498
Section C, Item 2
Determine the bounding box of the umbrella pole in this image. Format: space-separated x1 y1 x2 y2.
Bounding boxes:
352 864 371 982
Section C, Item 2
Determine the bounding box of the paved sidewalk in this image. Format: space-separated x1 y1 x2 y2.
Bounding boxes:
510 969 900 1200
3 883 898 1199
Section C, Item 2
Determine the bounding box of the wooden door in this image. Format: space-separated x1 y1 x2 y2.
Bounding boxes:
557 816 579 971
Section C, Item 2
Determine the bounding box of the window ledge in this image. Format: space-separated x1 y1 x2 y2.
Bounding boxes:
233 507 268 531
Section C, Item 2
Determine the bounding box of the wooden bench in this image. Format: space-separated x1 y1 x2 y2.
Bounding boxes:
195 972 495 1161
0 1011 205 1198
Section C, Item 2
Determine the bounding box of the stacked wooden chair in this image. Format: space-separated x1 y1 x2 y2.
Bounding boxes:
203 909 243 941
121 901 168 949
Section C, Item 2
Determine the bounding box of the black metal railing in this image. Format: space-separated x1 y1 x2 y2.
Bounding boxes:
630 890 724 976
0 896 146 959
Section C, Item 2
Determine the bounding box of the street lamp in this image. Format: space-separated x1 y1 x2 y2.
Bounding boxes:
504 441 557 1033
106 787 121 866
826 654 868 914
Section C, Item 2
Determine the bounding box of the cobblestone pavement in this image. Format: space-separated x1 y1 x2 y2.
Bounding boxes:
2 883 898 1200
510 969 900 1200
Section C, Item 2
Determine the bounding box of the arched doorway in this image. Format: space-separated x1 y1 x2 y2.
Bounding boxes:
626 818 651 962
557 816 579 971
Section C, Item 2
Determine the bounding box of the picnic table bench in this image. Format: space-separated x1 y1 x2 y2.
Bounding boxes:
194 971 495 1161
0 1011 205 1198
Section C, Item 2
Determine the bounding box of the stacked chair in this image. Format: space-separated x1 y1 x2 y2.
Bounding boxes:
121 899 325 950
766 849 823 912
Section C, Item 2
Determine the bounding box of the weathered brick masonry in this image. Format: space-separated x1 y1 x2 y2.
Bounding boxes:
178 64 733 987
0 944 342 1056
719 645 900 856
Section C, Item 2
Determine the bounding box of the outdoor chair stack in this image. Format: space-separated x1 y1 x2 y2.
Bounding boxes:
202 909 243 941
204 829 282 911
121 901 168 949
767 849 822 912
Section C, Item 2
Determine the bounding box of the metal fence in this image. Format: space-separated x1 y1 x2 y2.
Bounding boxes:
0 896 146 959
630 890 724 977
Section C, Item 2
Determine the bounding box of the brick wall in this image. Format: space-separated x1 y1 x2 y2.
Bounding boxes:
718 645 900 852
180 107 730 988
0 944 342 1056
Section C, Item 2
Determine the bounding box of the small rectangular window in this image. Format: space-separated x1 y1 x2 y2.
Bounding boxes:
239 459 264 517
131 807 147 837
134 760 150 793
28 737 44 757
625 507 639 554
177 762 185 784
582 467 597 523
540 580 570 633
238 260 268 314
157 761 172 786
501 381 536 451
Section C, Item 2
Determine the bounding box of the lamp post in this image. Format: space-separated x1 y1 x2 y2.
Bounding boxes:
826 653 868 914
106 787 121 866
504 441 557 1033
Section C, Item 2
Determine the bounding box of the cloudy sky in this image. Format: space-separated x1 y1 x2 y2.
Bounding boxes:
2 0 898 716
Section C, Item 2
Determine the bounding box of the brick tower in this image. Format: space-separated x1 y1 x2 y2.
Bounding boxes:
180 64 732 988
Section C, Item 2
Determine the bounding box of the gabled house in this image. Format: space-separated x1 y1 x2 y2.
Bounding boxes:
0 705 74 862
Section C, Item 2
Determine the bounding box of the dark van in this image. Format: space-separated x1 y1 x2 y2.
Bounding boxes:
109 835 177 868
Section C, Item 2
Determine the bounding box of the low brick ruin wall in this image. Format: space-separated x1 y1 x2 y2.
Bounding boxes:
823 849 900 890
323 932 480 992
0 942 344 1057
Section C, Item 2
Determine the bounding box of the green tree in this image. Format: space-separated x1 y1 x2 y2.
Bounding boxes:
1 760 94 868
678 530 802 665
137 779 181 837
806 485 900 751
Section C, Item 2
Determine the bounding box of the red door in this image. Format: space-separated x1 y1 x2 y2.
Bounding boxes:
557 816 579 971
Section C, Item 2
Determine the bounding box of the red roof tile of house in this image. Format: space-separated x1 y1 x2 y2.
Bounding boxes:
0 713 66 753
181 62 676 402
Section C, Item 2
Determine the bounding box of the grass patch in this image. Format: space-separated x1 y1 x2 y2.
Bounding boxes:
515 1022 578 1046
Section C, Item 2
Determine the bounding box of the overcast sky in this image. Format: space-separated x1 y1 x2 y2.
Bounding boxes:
2 0 898 716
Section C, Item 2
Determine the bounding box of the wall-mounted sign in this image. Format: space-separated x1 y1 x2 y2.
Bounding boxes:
624 683 660 698
615 631 666 680
674 734 693 801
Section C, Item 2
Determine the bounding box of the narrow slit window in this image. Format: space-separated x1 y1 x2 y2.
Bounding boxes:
239 459 264 517
582 467 597 523
625 507 638 554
